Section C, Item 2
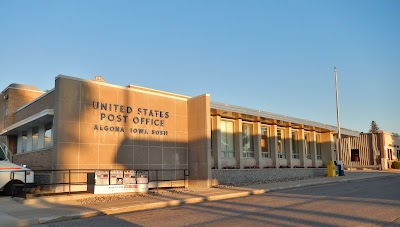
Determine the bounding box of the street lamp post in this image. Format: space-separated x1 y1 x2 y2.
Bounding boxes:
334 67 343 174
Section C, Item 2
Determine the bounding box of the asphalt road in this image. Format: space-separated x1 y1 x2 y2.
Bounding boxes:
40 176 400 227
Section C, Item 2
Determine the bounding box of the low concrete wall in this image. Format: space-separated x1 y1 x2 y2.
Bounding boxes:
212 168 326 185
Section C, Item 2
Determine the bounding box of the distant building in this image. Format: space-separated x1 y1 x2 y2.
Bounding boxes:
0 75 360 188
340 131 400 170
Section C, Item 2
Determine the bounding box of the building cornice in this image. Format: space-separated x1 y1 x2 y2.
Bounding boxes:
211 101 360 137
56 74 189 101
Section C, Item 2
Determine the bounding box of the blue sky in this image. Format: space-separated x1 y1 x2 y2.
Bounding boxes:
1 0 399 134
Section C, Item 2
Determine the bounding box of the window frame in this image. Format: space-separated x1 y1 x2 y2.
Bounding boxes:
210 117 213 157
292 130 299 159
261 125 270 158
277 128 286 159
44 123 53 148
242 122 254 158
220 119 235 158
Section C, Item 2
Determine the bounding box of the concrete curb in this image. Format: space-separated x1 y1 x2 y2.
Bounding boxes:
14 173 398 225
265 173 396 192
0 212 38 227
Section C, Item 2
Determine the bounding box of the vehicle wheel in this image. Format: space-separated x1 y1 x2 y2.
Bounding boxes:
2 181 23 196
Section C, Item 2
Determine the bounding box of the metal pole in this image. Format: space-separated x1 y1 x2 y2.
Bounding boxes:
334 67 342 163
24 170 27 199
11 172 14 198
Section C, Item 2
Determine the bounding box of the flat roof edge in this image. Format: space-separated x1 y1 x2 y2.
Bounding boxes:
128 84 190 99
2 86 45 94
211 101 360 136
0 109 54 136
56 75 189 101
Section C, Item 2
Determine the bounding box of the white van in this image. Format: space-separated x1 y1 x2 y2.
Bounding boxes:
0 144 34 196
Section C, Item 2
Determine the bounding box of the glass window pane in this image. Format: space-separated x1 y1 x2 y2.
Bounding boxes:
44 123 52 148
277 129 285 158
221 120 234 157
261 127 270 158
210 117 213 157
242 124 254 157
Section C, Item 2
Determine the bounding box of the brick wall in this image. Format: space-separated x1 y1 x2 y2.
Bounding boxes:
2 88 45 128
212 168 326 185
12 148 53 170
14 90 54 123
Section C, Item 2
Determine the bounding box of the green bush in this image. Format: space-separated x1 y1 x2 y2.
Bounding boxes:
392 161 400 169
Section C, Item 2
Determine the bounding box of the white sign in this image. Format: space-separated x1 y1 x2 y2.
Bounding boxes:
93 184 148 194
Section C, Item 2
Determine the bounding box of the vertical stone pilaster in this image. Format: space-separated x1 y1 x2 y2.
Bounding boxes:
321 132 335 165
310 131 317 167
38 124 45 149
188 94 212 188
299 128 306 167
254 122 262 168
212 115 222 169
379 132 387 170
27 128 32 152
286 127 293 168
234 119 243 169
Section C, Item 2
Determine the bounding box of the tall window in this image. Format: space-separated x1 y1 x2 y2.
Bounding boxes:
44 123 53 148
221 120 234 157
292 131 299 159
261 127 270 158
316 134 322 160
277 129 285 159
304 132 311 159
242 123 254 157
210 117 213 157
22 131 27 152
32 127 39 150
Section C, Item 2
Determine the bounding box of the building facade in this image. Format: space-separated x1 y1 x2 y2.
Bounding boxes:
0 75 360 188
340 132 400 170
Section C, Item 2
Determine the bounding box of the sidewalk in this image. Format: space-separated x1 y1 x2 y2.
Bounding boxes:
0 170 398 227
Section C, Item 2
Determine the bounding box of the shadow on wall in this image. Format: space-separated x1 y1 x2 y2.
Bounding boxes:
54 78 189 183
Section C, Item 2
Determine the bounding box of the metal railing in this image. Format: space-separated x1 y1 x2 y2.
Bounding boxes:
1 143 13 162
9 170 30 198
9 168 189 199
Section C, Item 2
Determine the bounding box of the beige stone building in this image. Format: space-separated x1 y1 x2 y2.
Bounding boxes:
0 75 360 188
340 131 400 170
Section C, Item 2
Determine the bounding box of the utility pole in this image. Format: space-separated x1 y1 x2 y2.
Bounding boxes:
334 67 342 163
